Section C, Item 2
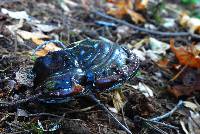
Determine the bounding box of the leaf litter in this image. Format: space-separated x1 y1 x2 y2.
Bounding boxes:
0 0 200 133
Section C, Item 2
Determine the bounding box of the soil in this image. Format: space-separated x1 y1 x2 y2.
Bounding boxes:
0 0 199 134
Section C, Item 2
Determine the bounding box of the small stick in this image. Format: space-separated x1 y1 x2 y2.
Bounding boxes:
139 117 179 130
145 121 168 134
89 94 132 134
92 10 200 39
150 100 183 122
170 65 187 81
121 102 130 130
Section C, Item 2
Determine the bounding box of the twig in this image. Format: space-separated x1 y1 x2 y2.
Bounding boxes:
145 121 168 134
92 10 200 39
139 117 179 130
189 114 200 129
89 94 132 134
121 101 130 130
64 105 96 114
150 100 184 122
170 65 187 81
0 113 10 123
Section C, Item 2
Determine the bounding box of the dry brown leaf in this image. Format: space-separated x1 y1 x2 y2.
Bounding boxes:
125 8 145 23
107 8 127 18
107 0 145 24
168 84 200 98
168 69 200 98
16 30 62 56
170 39 200 68
135 0 148 10
107 0 133 9
156 58 169 68
31 37 45 45
179 13 200 34
32 38 61 56
17 30 49 40
35 50 48 57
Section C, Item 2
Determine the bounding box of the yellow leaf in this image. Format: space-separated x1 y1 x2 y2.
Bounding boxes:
126 8 145 24
35 50 49 57
107 8 126 18
111 89 125 112
107 0 133 9
179 13 200 34
16 30 63 57
107 0 145 24
32 38 44 45
16 30 49 40
32 38 62 56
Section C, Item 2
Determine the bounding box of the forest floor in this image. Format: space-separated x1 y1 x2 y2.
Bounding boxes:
0 0 200 134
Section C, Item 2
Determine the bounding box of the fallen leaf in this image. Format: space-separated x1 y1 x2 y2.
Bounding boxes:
135 0 149 10
1 8 30 20
168 84 200 98
131 82 154 97
148 37 170 55
16 30 61 56
16 30 49 40
194 42 200 55
162 18 176 28
179 13 200 34
146 50 162 62
168 68 200 98
170 39 200 68
6 19 24 34
34 24 60 32
111 90 126 112
125 8 145 23
107 7 127 19
31 37 46 45
156 58 169 68
183 101 198 111
32 38 62 56
107 0 145 24
107 0 133 8
145 38 170 62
